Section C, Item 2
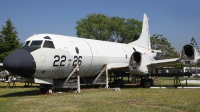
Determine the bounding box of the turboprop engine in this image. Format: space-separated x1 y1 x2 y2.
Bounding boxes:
180 44 200 65
129 51 150 75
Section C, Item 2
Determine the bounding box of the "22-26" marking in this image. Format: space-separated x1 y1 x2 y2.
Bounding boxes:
53 55 82 67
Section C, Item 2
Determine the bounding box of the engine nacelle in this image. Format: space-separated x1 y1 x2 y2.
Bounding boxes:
129 51 149 75
180 44 200 65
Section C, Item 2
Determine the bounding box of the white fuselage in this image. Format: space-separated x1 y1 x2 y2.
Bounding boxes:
26 34 151 79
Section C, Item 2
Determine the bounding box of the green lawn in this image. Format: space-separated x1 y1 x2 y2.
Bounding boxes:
155 77 200 86
0 78 200 112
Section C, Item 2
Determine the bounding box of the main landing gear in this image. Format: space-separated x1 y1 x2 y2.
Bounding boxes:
39 84 54 94
140 77 154 88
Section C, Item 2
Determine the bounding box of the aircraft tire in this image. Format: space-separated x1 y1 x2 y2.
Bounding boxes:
143 82 150 88
40 84 53 94
148 79 154 86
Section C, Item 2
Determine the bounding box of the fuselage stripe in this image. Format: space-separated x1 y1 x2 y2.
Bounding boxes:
83 39 93 76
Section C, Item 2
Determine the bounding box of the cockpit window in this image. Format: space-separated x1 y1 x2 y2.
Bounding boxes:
43 40 55 48
30 40 43 47
24 41 30 46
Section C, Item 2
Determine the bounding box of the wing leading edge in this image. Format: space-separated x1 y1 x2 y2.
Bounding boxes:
149 58 181 67
106 58 181 73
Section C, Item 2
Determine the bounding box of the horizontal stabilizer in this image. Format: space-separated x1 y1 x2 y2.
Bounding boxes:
152 49 162 53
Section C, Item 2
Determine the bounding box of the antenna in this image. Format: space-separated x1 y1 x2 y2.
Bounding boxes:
190 37 200 53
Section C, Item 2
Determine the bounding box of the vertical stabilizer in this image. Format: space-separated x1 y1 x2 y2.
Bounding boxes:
129 14 151 49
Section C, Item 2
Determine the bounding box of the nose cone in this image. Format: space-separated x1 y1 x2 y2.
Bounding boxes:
3 49 36 77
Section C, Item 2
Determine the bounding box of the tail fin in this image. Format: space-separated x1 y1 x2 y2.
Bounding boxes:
129 14 151 50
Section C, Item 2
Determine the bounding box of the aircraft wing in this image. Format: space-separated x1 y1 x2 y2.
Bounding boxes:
107 63 129 72
149 58 180 67
0 63 3 67
106 58 181 71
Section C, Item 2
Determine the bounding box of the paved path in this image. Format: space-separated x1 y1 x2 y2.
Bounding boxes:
181 80 200 84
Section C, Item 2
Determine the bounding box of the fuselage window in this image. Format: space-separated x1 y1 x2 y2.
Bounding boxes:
43 40 55 48
30 40 43 47
23 41 30 46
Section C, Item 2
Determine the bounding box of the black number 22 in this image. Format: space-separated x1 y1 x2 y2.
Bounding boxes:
53 55 66 66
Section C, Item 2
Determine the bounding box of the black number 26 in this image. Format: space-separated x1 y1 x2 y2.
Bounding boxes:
72 56 82 66
53 55 66 66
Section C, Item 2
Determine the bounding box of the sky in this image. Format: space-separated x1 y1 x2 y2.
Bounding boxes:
0 0 200 52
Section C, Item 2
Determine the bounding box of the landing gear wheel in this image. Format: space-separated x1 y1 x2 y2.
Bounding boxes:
148 79 154 86
140 78 154 88
40 84 54 94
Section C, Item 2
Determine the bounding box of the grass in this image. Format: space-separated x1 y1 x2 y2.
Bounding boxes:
156 77 200 86
0 78 200 112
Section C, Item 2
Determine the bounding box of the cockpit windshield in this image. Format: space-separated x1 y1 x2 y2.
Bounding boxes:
22 40 55 48
30 40 43 47
23 41 30 46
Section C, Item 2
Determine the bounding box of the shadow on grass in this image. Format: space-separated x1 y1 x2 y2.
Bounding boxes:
0 86 39 88
0 89 40 97
2 82 198 98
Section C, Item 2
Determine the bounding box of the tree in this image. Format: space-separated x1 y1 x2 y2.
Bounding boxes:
76 13 111 41
151 34 179 59
76 13 142 43
0 19 22 63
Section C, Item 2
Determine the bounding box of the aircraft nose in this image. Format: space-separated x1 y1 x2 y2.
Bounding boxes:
3 49 36 77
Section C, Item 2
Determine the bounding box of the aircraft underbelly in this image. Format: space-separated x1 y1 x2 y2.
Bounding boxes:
80 55 129 77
